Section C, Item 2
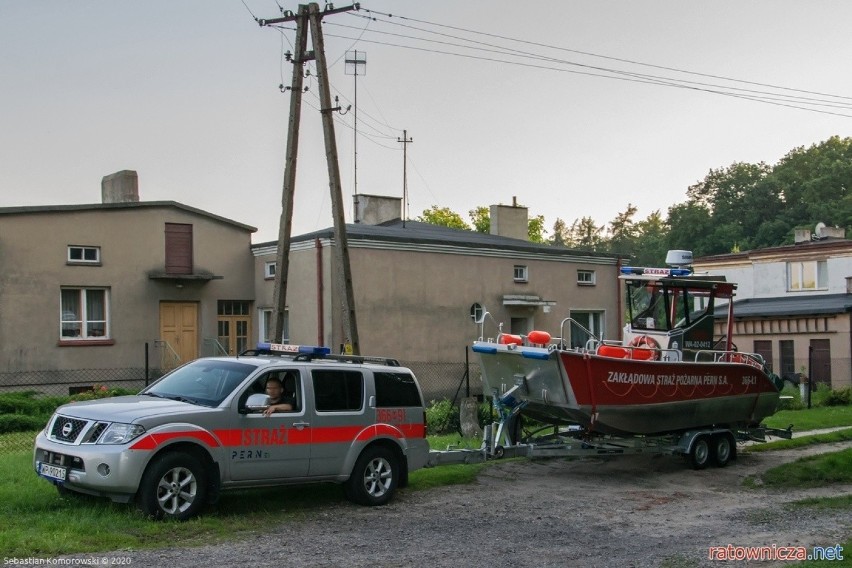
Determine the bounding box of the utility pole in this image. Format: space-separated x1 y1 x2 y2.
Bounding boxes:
398 130 413 227
260 3 361 355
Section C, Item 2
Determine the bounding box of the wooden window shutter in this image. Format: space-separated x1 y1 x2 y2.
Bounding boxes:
165 223 193 275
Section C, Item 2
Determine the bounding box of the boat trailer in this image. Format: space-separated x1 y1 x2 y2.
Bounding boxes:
426 385 794 470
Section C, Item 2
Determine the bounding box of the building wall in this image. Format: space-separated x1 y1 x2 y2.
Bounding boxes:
0 206 254 374
256 242 619 363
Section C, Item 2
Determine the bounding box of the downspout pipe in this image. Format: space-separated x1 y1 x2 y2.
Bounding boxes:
315 238 324 346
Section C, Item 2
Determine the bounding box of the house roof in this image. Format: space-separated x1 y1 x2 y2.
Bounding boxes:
718 293 852 319
696 237 852 264
0 201 257 232
252 219 620 262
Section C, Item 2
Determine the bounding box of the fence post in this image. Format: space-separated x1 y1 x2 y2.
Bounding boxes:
465 346 470 398
807 345 813 409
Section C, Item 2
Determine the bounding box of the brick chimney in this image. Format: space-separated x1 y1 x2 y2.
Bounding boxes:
353 194 402 225
102 170 139 203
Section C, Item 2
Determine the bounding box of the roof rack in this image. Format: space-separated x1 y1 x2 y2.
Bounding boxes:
292 353 400 366
240 343 400 366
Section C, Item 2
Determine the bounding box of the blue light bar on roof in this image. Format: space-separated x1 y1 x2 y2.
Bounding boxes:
620 267 693 277
256 342 331 356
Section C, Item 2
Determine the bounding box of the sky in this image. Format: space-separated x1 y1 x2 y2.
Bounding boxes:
2 1 852 243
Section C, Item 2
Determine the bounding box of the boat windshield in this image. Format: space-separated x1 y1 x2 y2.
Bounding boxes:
628 282 714 332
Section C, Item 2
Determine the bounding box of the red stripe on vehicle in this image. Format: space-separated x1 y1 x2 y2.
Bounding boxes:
130 430 220 450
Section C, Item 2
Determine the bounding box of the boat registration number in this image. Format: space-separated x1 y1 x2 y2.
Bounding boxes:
38 462 67 482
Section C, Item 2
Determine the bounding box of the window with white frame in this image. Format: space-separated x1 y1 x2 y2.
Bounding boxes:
259 308 288 343
787 260 827 291
577 270 596 285
60 287 109 339
67 245 100 264
513 265 528 283
264 261 276 279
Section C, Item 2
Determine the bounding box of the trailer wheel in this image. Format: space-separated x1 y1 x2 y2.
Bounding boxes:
689 436 710 470
710 433 733 467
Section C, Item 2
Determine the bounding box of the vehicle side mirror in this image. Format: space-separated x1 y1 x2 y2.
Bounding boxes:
240 393 270 414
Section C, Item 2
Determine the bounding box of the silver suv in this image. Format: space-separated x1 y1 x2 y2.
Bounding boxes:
34 344 431 520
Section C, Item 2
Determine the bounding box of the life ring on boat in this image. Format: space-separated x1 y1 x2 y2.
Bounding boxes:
628 335 660 360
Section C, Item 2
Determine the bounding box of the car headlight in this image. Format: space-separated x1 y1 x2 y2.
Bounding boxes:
98 423 146 445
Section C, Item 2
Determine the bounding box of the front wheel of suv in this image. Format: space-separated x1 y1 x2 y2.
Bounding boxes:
344 446 399 506
137 452 208 521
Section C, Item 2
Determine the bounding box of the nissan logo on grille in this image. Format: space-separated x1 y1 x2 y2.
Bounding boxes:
61 421 73 438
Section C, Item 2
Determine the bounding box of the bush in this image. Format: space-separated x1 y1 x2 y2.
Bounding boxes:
0 413 48 434
426 399 496 435
821 388 852 407
0 386 137 436
426 399 459 435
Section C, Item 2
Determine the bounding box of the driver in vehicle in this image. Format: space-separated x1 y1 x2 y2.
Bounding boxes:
262 375 296 416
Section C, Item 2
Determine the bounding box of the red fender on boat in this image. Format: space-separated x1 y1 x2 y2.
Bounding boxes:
527 330 552 345
498 334 523 346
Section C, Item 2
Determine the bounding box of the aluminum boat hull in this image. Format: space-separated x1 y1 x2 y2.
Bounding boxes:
474 342 781 435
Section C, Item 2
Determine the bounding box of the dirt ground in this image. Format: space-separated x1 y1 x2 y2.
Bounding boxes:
72 437 852 568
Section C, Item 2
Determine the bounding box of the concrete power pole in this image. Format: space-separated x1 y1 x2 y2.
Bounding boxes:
260 3 361 354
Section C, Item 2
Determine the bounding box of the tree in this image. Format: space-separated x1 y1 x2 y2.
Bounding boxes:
633 210 668 266
468 206 490 233
570 217 604 251
769 136 852 233
550 218 569 247
417 206 470 230
528 214 546 243
605 203 639 256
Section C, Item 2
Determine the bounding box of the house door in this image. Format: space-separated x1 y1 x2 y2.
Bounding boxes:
810 339 831 387
159 302 199 368
218 300 251 355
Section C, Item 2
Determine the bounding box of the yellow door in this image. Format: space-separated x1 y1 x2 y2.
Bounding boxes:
218 316 250 355
160 302 199 368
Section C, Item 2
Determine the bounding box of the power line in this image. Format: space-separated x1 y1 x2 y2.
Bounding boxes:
358 8 852 103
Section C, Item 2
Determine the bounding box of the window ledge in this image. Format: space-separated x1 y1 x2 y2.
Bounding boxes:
58 339 115 347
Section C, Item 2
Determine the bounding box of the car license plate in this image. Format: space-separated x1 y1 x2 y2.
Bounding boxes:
38 462 67 482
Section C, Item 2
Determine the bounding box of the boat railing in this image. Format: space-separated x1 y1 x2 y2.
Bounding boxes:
559 317 598 350
694 349 765 369
594 339 681 361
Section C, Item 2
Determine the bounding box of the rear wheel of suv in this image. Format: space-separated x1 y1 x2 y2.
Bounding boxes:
344 446 399 506
137 452 208 520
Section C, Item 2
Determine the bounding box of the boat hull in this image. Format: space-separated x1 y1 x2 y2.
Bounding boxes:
474 342 781 435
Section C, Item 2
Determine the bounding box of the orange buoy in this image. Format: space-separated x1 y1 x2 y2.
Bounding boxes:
527 330 552 345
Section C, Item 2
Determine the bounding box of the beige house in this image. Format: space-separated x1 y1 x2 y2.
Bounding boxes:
253 196 622 365
0 171 256 387
695 226 852 391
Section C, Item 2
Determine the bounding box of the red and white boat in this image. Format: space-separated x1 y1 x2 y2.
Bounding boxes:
473 251 784 436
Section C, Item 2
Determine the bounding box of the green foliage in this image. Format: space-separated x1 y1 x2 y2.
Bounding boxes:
527 214 546 243
468 206 490 233
425 399 459 435
821 387 851 407
0 387 137 438
0 415 47 434
418 205 470 230
425 399 493 435
757 448 852 488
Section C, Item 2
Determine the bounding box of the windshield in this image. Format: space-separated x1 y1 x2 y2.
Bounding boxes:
144 359 257 407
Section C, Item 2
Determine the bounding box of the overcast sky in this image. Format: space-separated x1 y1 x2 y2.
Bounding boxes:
2 1 851 243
